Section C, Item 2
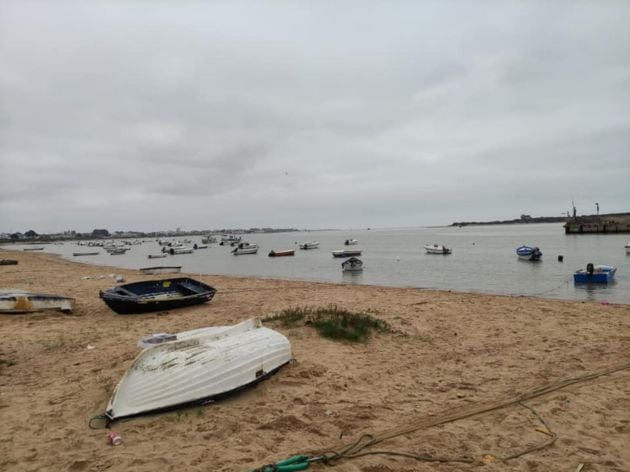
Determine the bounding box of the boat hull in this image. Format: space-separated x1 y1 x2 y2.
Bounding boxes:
0 290 74 314
140 266 182 275
424 245 452 254
105 318 292 421
268 250 295 257
299 242 319 250
332 250 362 258
574 266 616 284
99 277 216 314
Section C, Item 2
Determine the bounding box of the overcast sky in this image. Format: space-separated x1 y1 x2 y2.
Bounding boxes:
1 1 629 233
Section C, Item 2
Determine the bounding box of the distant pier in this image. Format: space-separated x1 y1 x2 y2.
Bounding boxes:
564 214 630 234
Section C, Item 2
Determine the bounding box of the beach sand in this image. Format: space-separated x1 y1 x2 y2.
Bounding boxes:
1 249 629 472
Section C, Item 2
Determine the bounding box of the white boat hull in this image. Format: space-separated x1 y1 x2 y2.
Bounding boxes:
106 318 292 420
0 290 74 313
424 244 452 254
139 266 182 275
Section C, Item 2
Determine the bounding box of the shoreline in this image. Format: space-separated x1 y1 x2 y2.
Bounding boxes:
1 250 629 471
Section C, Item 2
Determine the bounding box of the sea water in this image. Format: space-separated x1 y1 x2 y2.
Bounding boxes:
5 223 630 304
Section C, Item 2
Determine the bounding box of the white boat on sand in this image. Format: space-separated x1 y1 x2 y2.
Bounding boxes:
105 318 292 421
0 290 74 314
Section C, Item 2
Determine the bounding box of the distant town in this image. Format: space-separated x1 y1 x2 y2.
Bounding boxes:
0 227 302 243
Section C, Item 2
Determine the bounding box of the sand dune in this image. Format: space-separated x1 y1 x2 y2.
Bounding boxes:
1 249 629 472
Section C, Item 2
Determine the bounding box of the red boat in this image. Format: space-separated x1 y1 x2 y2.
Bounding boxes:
268 249 295 257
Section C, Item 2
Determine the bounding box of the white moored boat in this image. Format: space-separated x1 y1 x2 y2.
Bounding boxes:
105 318 292 421
299 241 319 250
231 242 259 255
625 241 630 254
424 244 452 255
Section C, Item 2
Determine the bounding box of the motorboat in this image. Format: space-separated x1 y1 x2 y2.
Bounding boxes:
424 244 452 255
574 264 616 284
341 257 363 273
332 249 362 258
299 241 319 250
147 254 167 259
193 244 208 250
268 249 295 257
139 266 182 275
344 239 358 246
0 290 74 314
104 318 292 422
201 235 217 244
107 248 129 255
219 235 241 246
23 247 44 251
232 243 259 255
99 277 216 314
73 252 100 256
516 245 542 261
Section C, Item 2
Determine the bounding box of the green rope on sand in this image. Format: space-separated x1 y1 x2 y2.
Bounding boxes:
250 455 312 472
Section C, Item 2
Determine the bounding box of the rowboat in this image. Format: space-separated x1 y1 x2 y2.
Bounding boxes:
332 249 362 258
0 290 74 314
341 257 363 273
424 244 452 255
0 259 18 265
73 252 100 256
268 249 295 257
574 264 616 284
104 318 292 422
23 247 44 251
99 277 216 314
516 245 542 261
139 266 182 275
299 241 319 250
147 254 167 259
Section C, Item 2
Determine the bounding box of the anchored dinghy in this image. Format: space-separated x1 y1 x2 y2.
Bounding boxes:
105 318 292 422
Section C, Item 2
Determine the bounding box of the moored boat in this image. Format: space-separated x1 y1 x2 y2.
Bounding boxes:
573 264 616 284
341 257 363 272
104 318 292 422
332 249 362 258
232 243 259 255
0 290 74 314
299 241 319 250
424 244 452 255
99 277 216 314
625 241 630 254
139 266 182 275
201 235 217 244
516 245 542 261
23 247 44 251
268 249 295 257
73 252 100 256
169 246 194 255
344 239 358 246
147 254 168 259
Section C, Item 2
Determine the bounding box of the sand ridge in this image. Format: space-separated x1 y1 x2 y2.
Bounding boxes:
1 249 629 471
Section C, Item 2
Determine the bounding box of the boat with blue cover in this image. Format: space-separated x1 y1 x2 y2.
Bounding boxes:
99 277 217 314
573 264 616 284
516 245 542 261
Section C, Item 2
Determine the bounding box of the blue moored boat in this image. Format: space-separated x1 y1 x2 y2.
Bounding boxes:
573 264 616 284
516 245 542 261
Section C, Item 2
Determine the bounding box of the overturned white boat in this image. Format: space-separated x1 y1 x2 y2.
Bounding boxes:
0 290 74 314
105 318 292 421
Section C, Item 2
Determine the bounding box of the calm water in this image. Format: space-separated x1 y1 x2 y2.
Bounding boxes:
4 223 630 304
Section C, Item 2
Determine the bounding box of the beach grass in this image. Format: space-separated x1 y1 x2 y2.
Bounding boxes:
263 304 390 342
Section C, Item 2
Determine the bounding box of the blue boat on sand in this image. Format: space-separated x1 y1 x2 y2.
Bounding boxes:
573 264 617 284
516 245 542 261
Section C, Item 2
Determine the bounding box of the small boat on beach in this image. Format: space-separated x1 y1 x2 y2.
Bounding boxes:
424 244 452 255
268 249 295 257
299 241 319 250
232 243 259 255
0 290 74 314
140 266 182 275
23 247 44 251
332 249 362 258
99 277 216 314
344 239 358 246
148 254 168 259
0 260 18 266
341 257 363 273
73 252 100 256
104 318 292 422
573 264 616 284
516 245 542 261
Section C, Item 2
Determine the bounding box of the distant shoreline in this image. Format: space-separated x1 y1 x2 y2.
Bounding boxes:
450 216 566 227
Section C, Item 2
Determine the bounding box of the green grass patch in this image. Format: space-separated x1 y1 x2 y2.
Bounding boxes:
263 305 390 343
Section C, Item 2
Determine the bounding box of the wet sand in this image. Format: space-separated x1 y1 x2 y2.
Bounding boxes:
1 249 629 472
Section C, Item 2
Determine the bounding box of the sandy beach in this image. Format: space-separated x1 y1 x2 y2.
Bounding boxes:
1 249 629 472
